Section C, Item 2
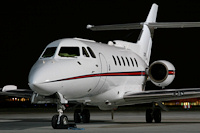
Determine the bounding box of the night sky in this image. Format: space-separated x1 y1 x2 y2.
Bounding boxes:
0 0 200 90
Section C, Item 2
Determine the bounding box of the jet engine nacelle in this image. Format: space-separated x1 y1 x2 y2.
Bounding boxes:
148 60 175 88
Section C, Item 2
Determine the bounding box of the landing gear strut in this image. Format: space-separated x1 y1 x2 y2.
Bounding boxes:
74 109 90 123
146 108 161 123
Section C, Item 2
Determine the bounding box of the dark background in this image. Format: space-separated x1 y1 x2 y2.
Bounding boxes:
0 0 200 90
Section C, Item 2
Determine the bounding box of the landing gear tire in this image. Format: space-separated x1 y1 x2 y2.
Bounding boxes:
82 109 90 123
51 115 69 129
60 115 69 126
51 115 59 129
74 109 81 123
146 109 153 123
153 109 161 123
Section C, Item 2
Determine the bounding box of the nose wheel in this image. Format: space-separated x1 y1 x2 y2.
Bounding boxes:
51 103 71 129
52 115 69 129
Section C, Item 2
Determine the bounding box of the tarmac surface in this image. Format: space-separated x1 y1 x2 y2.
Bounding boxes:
0 109 200 133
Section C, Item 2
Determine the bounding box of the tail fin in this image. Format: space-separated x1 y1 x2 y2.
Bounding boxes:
87 3 200 65
145 4 158 23
136 4 158 65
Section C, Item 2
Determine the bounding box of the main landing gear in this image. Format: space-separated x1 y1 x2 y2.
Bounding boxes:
146 108 161 123
74 109 90 123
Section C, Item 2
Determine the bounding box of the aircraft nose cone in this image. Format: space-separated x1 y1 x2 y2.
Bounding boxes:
28 61 55 95
29 68 47 85
28 70 48 95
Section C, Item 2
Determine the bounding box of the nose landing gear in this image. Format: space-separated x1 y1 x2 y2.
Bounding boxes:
51 92 77 129
51 103 70 129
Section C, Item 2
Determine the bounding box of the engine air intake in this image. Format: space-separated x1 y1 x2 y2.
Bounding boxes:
148 60 175 88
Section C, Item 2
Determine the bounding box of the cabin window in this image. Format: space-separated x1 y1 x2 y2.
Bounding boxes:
58 47 80 57
126 57 130 66
112 56 117 65
134 58 138 67
87 47 96 58
42 47 57 58
130 58 134 67
121 57 126 66
117 56 121 66
82 47 90 57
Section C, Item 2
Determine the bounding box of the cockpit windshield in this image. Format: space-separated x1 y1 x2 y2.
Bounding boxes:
42 47 57 58
58 47 80 57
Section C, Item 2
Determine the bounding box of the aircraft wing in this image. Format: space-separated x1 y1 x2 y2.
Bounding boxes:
123 88 200 105
0 85 33 98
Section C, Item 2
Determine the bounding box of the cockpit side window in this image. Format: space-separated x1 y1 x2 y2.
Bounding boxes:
82 47 90 57
58 47 80 57
42 47 57 58
87 47 96 58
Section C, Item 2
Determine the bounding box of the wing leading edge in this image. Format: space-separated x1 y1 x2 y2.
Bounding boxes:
123 88 200 105
0 86 33 98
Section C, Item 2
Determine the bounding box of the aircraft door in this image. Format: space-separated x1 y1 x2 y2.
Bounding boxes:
92 53 108 94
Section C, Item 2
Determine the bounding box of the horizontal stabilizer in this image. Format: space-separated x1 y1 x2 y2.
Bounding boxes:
148 22 200 28
86 23 143 31
87 22 200 31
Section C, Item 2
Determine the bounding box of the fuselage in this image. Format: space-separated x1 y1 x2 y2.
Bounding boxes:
28 38 148 107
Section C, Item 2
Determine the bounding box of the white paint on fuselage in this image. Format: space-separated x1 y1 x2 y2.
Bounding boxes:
29 38 148 105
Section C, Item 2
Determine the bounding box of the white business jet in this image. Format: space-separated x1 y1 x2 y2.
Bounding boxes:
1 3 200 129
